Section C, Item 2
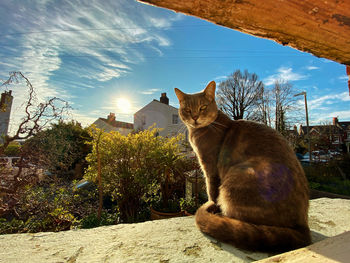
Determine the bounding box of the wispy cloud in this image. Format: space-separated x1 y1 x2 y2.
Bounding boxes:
0 0 182 133
214 75 227 81
263 67 307 86
308 91 350 110
311 110 350 124
306 66 319 70
338 75 349 82
139 88 161 95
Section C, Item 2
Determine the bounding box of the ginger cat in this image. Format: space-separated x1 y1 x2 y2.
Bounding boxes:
175 81 310 251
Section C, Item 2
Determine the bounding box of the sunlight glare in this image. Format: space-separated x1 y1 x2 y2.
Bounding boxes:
117 97 132 114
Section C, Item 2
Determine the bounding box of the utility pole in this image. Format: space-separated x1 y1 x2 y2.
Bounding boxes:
294 92 312 162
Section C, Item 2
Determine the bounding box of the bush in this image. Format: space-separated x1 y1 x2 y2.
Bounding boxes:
179 197 199 215
22 121 92 180
0 218 25 234
85 127 186 222
4 143 21 156
0 180 102 234
79 211 119 229
304 155 350 196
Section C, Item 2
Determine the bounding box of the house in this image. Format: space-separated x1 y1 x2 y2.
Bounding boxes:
134 93 186 138
299 117 350 153
93 113 134 135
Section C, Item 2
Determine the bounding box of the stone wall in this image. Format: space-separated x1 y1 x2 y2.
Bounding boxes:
0 198 349 263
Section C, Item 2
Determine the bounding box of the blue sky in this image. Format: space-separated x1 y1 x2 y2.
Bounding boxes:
0 0 349 134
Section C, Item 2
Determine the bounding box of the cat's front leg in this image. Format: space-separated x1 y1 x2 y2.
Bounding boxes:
205 173 220 203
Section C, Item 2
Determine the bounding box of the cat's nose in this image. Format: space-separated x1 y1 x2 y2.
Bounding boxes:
192 115 199 121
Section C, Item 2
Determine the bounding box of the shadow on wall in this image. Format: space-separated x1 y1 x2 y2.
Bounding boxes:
198 230 329 262
310 189 350 200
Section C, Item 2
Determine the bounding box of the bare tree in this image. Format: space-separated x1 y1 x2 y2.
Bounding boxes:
252 86 273 126
0 72 70 217
0 72 70 154
272 80 299 134
217 70 264 120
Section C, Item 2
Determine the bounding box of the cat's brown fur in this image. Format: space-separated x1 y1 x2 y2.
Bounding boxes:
175 81 310 252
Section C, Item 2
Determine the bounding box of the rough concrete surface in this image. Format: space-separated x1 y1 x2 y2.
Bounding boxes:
257 231 350 263
0 198 349 263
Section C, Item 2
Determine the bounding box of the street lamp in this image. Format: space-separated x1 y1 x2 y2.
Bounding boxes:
294 91 312 162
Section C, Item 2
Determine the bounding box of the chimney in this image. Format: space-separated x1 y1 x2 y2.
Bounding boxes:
0 90 13 109
107 112 116 122
160 93 169 105
333 117 338 126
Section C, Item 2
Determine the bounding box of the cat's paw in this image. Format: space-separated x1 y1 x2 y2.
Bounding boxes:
204 201 221 214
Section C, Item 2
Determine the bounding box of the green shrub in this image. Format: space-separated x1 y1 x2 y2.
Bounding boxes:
151 195 181 213
85 127 186 222
0 181 103 234
4 144 20 156
79 211 119 229
180 197 199 215
304 155 350 196
0 218 25 234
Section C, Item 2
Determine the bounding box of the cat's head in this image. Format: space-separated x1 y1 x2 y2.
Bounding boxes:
174 81 218 129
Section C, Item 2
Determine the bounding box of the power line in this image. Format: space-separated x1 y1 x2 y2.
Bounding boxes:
0 24 211 37
0 54 305 59
0 44 297 54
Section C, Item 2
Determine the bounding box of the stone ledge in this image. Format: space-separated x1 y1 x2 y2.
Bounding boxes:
0 198 349 263
257 231 350 263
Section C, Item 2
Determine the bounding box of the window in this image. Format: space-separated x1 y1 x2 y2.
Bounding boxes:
141 115 146 125
172 114 178 124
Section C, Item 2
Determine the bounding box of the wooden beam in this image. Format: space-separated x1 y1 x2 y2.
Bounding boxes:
139 0 350 65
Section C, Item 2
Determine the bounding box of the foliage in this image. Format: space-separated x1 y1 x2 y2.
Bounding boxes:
79 211 119 229
22 120 92 180
0 180 103 234
85 126 187 222
151 195 181 213
3 142 21 156
0 72 70 156
0 72 71 217
179 197 200 215
304 155 350 196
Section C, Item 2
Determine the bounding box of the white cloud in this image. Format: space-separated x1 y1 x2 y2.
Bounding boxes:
311 110 350 124
0 0 182 133
338 75 349 81
214 75 227 81
140 88 160 95
308 91 350 110
263 67 307 86
306 66 319 70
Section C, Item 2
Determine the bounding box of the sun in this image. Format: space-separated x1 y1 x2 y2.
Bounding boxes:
116 97 132 114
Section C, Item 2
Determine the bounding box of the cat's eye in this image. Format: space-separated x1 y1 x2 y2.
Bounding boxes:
184 108 191 113
200 105 207 111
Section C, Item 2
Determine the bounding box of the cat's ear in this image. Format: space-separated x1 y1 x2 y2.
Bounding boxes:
174 88 186 102
204 81 216 101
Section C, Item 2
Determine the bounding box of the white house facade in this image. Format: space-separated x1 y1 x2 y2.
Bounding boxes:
134 93 186 138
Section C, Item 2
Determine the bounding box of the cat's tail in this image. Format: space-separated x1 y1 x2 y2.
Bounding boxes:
195 202 311 252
